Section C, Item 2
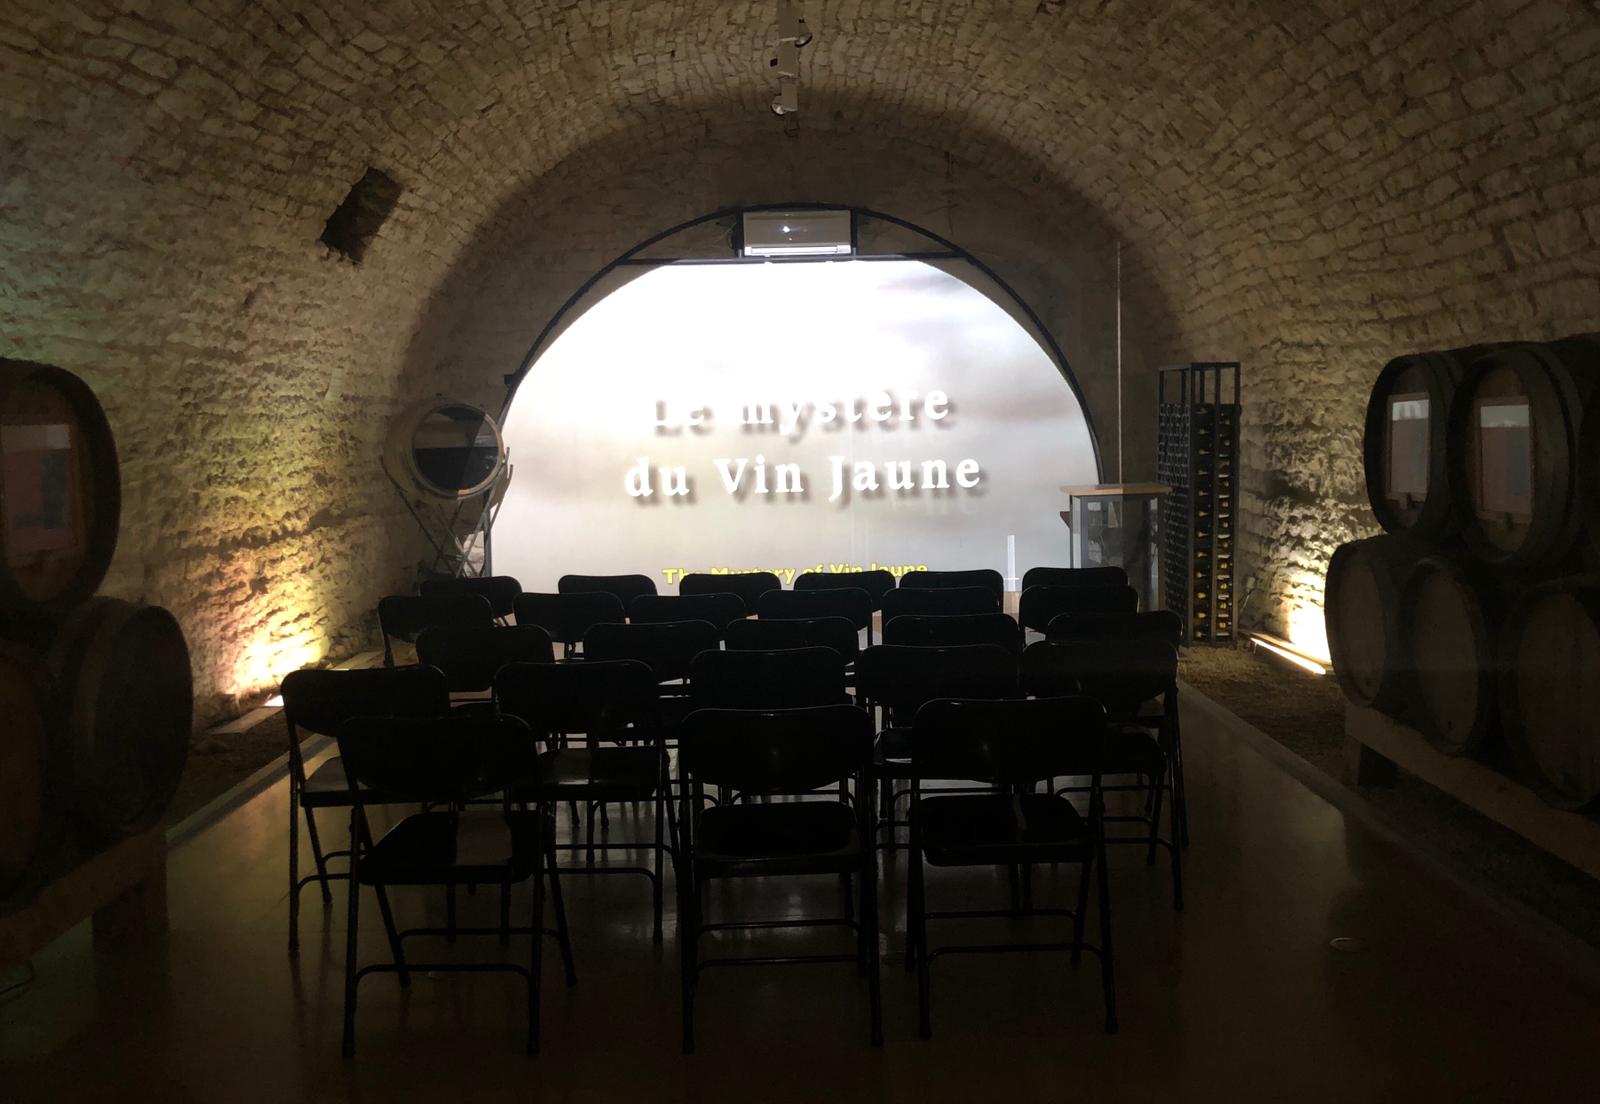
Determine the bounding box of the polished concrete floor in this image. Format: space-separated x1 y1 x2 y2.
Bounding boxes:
4 696 1599 1102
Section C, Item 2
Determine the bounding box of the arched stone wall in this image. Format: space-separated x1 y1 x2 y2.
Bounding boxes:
2 0 1596 715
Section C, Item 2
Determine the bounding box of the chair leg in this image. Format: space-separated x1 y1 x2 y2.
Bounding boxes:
912 848 932 1039
586 802 598 868
679 859 697 1055
500 881 512 945
1146 766 1168 867
1072 852 1093 966
288 788 301 954
545 832 577 986
341 869 360 1057
446 884 457 943
372 883 410 987
1096 835 1118 1034
652 793 665 945
1173 732 1191 848
1168 771 1185 913
530 863 545 1056
862 850 883 1047
303 806 334 904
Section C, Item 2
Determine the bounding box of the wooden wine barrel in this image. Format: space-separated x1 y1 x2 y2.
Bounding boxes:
1363 347 1484 541
1325 535 1423 715
46 598 193 844
0 358 121 613
0 643 65 912
382 399 506 500
1397 556 1506 757
1448 336 1600 569
1499 580 1600 809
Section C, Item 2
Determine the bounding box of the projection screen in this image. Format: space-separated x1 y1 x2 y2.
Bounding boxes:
494 260 1098 593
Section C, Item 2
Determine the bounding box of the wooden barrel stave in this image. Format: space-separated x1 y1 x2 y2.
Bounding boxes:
0 644 65 912
1363 348 1481 541
1499 580 1600 809
0 358 121 613
46 598 193 844
1325 535 1424 715
1398 556 1506 757
1449 336 1600 570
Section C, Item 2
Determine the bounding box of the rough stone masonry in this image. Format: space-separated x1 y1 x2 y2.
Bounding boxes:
2 0 1597 721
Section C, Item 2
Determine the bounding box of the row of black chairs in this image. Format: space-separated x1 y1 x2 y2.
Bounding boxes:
384 567 1138 663
281 607 1183 1055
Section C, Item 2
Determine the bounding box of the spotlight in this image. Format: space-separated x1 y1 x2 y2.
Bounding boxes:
795 17 813 48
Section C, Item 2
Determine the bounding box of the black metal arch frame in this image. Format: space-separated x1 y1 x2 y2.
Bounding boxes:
500 202 1102 478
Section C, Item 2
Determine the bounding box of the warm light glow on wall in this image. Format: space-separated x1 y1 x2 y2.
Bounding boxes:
228 630 323 700
1285 570 1332 665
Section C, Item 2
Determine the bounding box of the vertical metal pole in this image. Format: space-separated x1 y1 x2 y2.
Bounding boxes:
1116 240 1124 485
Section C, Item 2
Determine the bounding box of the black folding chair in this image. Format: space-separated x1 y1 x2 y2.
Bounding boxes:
496 660 670 942
680 571 781 613
1020 638 1183 908
515 591 625 659
279 665 450 952
677 705 880 1052
1046 610 1183 647
882 612 1024 655
879 586 997 621
725 615 861 668
420 575 522 620
856 644 1018 861
377 594 495 667
899 568 1005 607
631 592 745 634
337 713 574 1056
1022 565 1128 590
795 569 897 610
583 619 722 742
757 587 874 644
1018 584 1138 634
1045 610 1188 846
691 647 848 709
558 573 657 609
415 624 555 706
907 695 1115 1038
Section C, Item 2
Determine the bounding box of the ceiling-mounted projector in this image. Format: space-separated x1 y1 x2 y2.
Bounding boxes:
741 210 852 257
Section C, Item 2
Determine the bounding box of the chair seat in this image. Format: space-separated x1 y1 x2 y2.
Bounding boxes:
359 810 543 886
535 747 661 799
919 793 1090 866
695 801 860 877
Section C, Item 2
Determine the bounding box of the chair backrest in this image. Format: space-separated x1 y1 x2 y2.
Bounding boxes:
339 713 537 806
495 659 659 738
1018 638 1178 718
723 615 861 664
558 573 658 607
691 647 847 709
911 695 1106 785
679 705 872 794
280 665 450 740
630 592 745 633
377 594 495 663
1017 584 1138 631
414 624 555 692
1021 565 1128 591
879 586 997 620
582 620 721 683
680 571 781 613
898 569 1005 606
418 575 522 618
514 591 626 647
881 612 1023 654
1046 610 1183 648
855 644 1017 724
756 587 871 631
794 569 897 609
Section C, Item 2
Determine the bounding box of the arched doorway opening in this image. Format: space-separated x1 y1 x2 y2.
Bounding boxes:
492 206 1100 592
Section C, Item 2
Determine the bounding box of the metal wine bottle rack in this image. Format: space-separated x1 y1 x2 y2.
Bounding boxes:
1158 362 1240 643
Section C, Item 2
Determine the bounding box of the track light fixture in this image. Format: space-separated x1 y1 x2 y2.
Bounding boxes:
769 2 811 118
